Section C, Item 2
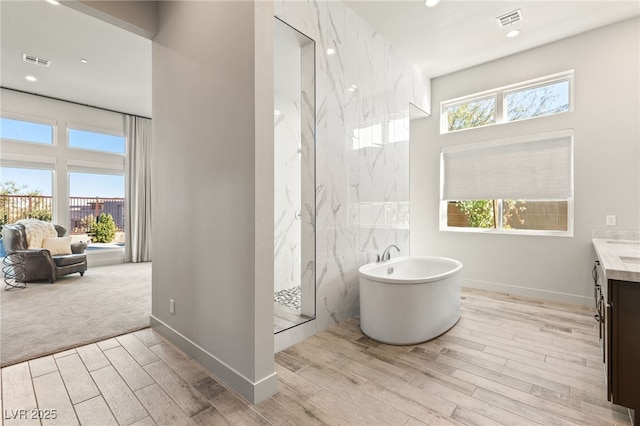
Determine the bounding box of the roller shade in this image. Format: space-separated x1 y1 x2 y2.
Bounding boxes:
441 131 573 201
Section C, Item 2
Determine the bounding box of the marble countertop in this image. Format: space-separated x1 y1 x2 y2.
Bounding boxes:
592 230 640 282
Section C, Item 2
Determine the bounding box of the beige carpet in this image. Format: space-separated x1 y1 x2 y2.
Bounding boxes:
0 262 151 367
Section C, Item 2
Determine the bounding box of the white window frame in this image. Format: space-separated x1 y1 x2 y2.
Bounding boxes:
440 71 574 134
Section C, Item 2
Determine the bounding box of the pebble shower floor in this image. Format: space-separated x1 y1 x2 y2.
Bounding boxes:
274 286 301 310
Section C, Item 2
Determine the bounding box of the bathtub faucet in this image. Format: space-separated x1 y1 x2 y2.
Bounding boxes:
378 244 400 262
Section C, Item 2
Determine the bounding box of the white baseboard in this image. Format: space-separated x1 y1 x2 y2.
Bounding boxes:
150 316 278 404
462 278 594 307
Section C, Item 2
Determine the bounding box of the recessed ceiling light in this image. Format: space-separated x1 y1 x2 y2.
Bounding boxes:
425 0 440 7
25 75 37 82
46 0 60 5
326 48 335 55
80 59 89 64
507 29 521 38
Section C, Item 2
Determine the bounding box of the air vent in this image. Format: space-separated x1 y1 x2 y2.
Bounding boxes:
496 9 523 27
22 53 51 68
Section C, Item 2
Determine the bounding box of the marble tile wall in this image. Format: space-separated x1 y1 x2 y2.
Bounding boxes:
274 0 430 349
274 93 302 293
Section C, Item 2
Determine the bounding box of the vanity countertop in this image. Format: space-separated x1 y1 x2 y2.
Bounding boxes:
592 230 640 282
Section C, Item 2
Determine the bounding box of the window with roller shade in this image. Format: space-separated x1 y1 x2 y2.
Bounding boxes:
440 130 573 236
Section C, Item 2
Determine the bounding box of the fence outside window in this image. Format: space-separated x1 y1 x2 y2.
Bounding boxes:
0 194 125 235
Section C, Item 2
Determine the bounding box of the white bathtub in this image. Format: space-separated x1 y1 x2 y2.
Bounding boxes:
358 256 463 345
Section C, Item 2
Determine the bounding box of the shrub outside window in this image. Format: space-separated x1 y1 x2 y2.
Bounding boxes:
446 200 569 232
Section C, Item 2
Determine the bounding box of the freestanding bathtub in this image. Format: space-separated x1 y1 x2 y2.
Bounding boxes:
358 256 463 345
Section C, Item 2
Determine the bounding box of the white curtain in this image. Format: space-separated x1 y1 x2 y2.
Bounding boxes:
441 130 573 201
125 115 152 262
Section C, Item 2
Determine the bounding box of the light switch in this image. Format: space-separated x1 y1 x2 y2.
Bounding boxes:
606 215 616 226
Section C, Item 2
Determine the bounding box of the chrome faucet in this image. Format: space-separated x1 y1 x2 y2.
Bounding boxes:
378 244 400 262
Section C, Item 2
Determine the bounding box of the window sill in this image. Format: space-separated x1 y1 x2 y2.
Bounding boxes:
440 226 573 237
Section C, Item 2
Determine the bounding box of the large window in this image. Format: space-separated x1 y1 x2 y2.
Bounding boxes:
0 166 53 225
69 172 125 244
440 131 573 235
0 117 53 144
441 71 573 133
1 98 127 250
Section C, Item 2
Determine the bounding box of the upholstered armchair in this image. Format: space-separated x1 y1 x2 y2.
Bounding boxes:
1 222 87 283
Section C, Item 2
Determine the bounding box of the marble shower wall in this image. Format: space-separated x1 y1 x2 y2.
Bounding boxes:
274 92 302 293
274 0 430 349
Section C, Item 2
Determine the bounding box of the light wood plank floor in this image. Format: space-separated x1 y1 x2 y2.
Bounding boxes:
1 288 631 425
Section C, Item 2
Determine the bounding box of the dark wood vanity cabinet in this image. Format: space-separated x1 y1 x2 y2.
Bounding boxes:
608 279 640 415
595 260 640 422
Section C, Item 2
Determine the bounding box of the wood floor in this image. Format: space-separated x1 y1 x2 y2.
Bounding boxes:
1 288 630 425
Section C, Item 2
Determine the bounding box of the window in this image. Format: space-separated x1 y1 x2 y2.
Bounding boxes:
0 166 53 225
446 200 569 232
0 117 53 144
440 131 573 235
441 71 573 133
505 79 570 122
68 128 126 154
69 172 125 244
1 94 127 257
444 96 496 132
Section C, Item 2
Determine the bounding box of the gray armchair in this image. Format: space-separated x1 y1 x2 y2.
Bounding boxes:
1 223 87 283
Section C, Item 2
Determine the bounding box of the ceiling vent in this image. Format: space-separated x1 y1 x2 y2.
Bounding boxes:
496 9 523 27
22 53 51 68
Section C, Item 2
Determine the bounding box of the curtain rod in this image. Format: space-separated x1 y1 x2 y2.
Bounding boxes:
0 86 152 120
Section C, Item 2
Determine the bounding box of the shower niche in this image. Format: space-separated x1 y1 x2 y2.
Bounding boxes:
273 17 316 333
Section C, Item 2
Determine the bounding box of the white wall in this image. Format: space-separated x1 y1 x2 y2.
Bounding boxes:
411 18 640 305
151 1 276 403
68 1 158 39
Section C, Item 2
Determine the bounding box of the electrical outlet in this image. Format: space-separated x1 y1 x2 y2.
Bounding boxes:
169 299 175 314
606 215 616 226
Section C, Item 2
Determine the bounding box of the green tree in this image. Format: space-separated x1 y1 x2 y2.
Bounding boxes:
90 213 116 243
457 200 495 228
447 99 495 132
0 181 50 226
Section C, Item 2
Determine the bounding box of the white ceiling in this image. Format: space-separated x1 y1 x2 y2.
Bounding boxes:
1 1 638 119
0 0 152 117
345 0 640 78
